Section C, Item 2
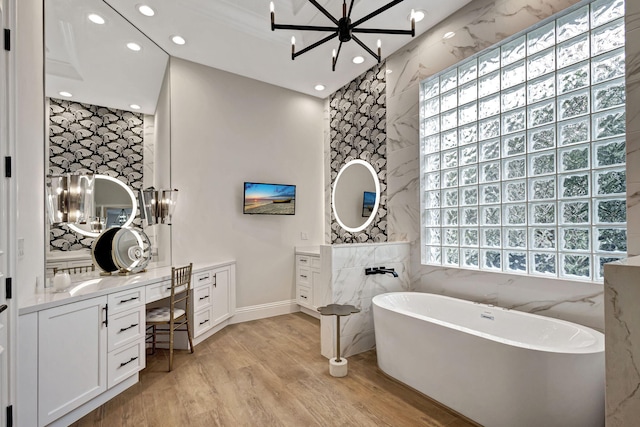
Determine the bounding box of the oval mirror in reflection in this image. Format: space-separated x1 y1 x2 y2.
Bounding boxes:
68 174 138 238
332 159 380 233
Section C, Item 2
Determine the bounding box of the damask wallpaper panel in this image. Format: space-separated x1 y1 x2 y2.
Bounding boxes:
48 98 144 251
329 62 388 243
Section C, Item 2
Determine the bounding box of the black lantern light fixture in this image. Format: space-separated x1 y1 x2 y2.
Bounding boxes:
270 0 416 71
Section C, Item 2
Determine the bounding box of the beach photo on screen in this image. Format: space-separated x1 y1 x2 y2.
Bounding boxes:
362 191 376 217
243 182 296 215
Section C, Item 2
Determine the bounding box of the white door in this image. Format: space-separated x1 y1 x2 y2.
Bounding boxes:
0 0 10 424
211 267 230 325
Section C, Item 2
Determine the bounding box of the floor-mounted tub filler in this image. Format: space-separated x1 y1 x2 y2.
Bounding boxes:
372 292 604 427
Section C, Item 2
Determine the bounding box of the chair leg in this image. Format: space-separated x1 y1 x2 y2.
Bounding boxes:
169 324 174 372
186 316 194 354
151 325 157 355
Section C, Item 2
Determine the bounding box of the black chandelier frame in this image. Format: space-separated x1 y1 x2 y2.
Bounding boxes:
270 0 416 71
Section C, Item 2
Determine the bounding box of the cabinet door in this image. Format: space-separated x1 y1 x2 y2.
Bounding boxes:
38 297 108 426
211 267 230 326
311 268 321 309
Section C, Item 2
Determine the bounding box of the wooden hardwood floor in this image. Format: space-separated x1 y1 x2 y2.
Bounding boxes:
72 313 476 427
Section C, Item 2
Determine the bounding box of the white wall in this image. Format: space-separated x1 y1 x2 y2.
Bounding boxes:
15 0 44 304
169 58 325 308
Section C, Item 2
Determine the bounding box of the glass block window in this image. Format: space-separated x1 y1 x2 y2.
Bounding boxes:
419 0 626 282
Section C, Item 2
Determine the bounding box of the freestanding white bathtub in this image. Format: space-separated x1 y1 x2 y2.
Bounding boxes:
372 292 605 427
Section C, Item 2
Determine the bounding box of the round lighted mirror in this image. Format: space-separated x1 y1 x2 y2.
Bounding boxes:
68 174 138 238
332 159 380 233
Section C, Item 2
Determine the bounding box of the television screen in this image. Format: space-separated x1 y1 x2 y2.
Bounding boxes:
362 191 376 217
243 182 296 215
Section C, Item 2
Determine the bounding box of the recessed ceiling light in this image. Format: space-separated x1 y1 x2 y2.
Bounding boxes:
137 5 155 17
352 56 365 64
127 42 142 51
130 104 141 110
443 31 456 39
59 91 72 98
314 84 325 91
171 35 186 45
88 14 105 24
411 10 426 23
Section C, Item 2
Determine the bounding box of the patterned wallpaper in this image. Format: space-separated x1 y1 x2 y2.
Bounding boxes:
48 98 144 251
329 62 387 243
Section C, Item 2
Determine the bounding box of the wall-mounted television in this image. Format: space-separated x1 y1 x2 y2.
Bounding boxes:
243 182 296 215
362 191 376 217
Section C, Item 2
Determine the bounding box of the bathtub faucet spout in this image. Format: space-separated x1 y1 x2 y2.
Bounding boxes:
365 266 399 277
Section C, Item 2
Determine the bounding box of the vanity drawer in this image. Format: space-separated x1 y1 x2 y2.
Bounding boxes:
193 284 212 311
108 288 145 314
146 280 185 303
296 255 311 267
108 340 145 389
297 285 311 305
194 307 213 337
108 306 145 352
194 270 214 288
297 267 311 285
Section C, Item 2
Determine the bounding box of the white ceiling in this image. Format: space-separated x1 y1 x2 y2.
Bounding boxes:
45 0 471 114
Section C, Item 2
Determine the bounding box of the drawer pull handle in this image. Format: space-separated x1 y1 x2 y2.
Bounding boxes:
119 356 139 368
213 275 217 288
119 297 139 304
199 275 209 281
199 319 209 326
119 323 139 333
199 295 209 300
301 295 308 299
300 275 307 279
300 259 308 263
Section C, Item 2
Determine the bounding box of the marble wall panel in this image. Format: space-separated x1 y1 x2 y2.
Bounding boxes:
320 242 410 358
604 256 640 426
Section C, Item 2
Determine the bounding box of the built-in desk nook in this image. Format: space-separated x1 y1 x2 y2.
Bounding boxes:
17 261 236 427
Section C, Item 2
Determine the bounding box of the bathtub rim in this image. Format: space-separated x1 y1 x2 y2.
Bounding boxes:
372 292 604 355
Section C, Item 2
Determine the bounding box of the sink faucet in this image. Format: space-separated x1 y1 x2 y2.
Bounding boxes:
364 266 398 277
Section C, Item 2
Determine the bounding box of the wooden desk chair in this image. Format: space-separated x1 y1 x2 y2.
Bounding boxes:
53 264 95 275
146 263 194 371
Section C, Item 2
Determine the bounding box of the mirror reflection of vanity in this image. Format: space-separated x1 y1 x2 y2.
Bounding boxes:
332 159 381 233
45 0 172 275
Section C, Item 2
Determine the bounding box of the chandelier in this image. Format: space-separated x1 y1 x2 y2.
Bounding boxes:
270 0 416 71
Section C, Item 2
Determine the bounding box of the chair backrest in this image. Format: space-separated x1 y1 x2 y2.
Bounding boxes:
170 263 193 311
53 264 95 275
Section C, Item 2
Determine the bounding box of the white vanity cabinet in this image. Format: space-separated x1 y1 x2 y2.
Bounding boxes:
191 264 236 345
37 297 108 426
18 260 236 427
36 288 147 426
295 249 321 318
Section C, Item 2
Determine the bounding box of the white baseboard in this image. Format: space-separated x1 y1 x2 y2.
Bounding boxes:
229 299 300 324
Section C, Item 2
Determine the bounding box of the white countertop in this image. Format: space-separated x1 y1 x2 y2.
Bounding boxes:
295 246 321 256
19 260 235 315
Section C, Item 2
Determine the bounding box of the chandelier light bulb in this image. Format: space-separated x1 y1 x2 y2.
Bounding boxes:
291 36 295 46
270 2 275 30
411 9 415 33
